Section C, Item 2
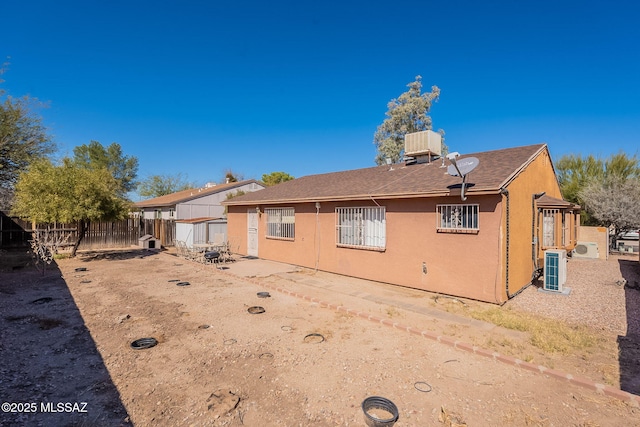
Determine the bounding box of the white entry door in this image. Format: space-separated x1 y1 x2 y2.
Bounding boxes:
247 209 258 257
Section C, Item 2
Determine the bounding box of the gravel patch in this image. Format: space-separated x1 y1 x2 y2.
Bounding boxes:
506 254 640 336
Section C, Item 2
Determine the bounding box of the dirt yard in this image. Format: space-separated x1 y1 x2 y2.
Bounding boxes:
0 248 638 426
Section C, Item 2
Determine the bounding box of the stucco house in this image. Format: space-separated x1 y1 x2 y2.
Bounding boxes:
136 179 265 220
223 143 580 304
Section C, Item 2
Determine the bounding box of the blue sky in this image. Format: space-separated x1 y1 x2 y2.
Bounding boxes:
2 0 639 199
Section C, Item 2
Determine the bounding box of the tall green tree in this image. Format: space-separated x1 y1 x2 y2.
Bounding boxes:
556 152 640 225
555 154 605 208
0 65 55 209
12 158 129 257
138 173 195 199
373 75 441 165
261 171 294 186
72 140 139 196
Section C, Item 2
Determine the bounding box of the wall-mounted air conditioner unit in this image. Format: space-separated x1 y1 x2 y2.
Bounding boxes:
544 249 567 292
572 241 599 259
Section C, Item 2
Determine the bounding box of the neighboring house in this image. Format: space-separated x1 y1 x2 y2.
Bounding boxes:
223 143 580 304
175 217 228 247
136 180 265 220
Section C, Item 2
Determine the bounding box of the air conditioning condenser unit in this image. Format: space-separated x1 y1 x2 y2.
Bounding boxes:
572 241 598 259
544 249 567 292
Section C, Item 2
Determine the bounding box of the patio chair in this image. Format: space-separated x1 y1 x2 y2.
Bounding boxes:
176 240 203 262
220 241 236 264
175 240 188 258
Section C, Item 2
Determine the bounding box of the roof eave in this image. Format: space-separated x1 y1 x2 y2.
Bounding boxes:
223 188 504 206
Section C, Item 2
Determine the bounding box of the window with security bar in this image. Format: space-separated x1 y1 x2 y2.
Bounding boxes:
265 207 295 240
437 204 479 231
335 207 386 250
542 208 560 247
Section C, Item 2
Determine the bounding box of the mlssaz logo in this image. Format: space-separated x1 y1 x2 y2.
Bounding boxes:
40 402 88 413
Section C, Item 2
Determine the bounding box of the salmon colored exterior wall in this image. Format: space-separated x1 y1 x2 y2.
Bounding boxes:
229 195 505 303
227 148 573 304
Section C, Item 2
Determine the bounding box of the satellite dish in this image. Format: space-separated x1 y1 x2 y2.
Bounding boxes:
447 156 480 201
447 157 479 177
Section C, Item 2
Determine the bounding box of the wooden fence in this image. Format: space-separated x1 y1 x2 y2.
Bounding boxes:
0 212 175 250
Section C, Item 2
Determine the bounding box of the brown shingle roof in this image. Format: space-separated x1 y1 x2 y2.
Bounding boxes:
224 144 548 205
136 179 262 208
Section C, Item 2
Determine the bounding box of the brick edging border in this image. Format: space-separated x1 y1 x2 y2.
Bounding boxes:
200 259 640 408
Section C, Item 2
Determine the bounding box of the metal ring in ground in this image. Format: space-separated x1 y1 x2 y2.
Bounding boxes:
414 381 432 393
361 396 399 427
303 333 325 344
75 267 87 272
281 325 293 332
198 324 210 329
168 279 180 282
130 337 158 350
224 338 237 345
247 306 265 314
259 353 274 359
176 281 191 286
257 292 271 298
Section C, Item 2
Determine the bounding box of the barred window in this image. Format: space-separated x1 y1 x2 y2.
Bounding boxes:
542 208 560 247
437 204 479 231
265 207 295 240
336 207 386 250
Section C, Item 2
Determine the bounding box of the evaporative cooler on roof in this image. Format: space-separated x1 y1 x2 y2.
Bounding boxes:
404 130 442 158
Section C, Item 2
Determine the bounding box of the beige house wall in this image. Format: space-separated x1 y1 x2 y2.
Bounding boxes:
577 226 609 260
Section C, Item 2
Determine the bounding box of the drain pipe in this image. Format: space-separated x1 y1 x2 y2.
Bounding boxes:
500 188 513 299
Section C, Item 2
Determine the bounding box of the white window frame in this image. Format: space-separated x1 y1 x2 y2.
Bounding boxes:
437 204 479 232
154 209 162 219
335 206 386 250
265 207 295 240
